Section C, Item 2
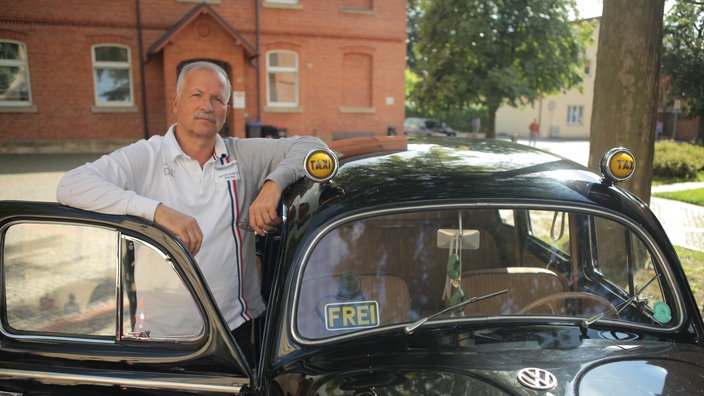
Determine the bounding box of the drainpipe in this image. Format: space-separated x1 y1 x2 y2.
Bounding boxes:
137 0 149 139
255 0 261 121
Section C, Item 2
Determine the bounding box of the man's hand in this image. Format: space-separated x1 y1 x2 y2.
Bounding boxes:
249 180 282 236
154 203 203 255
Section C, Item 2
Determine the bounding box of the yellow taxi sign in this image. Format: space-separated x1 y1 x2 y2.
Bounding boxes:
600 147 636 183
304 148 338 183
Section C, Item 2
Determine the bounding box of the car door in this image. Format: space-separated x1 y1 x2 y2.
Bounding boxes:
0 202 250 395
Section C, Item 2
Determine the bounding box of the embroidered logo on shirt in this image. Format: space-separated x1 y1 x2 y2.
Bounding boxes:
163 165 175 177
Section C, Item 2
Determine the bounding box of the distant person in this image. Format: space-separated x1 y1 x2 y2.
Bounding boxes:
64 293 80 315
471 117 481 135
529 119 540 147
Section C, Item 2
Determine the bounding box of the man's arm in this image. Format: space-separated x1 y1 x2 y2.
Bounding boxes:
248 180 282 236
56 149 160 220
154 203 203 255
56 142 203 255
239 136 327 235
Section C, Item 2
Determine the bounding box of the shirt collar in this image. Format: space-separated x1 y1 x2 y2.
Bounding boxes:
164 124 228 162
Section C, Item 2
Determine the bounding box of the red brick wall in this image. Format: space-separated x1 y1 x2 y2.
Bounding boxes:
0 0 407 151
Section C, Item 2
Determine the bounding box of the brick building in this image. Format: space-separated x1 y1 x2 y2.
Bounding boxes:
0 0 407 153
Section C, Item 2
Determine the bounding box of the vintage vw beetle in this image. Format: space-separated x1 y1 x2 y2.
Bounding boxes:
1 136 703 395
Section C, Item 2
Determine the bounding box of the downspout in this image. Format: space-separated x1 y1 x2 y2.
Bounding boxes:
255 0 261 121
137 0 149 139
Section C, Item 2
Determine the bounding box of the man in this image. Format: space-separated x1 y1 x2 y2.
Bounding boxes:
56 61 325 357
529 119 540 147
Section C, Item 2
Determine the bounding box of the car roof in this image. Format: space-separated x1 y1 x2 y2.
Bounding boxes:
289 136 647 229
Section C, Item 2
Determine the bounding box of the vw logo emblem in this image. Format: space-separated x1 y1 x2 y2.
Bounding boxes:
517 367 558 391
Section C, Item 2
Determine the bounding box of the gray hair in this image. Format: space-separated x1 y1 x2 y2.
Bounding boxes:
176 61 232 103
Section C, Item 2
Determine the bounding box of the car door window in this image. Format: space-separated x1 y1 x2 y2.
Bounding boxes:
593 217 666 306
528 210 570 255
122 236 204 340
4 222 117 336
2 222 204 341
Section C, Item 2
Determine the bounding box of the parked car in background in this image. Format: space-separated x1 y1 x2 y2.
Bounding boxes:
1 136 702 395
404 117 458 136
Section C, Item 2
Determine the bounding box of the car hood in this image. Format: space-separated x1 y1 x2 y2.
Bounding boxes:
273 327 704 395
300 358 703 395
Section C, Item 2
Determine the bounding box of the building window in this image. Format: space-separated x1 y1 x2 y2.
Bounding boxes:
92 45 134 106
584 60 591 76
567 105 584 125
0 40 32 106
341 0 373 11
266 50 299 108
262 0 301 9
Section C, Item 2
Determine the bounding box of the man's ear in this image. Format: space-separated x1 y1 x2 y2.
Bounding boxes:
172 94 179 115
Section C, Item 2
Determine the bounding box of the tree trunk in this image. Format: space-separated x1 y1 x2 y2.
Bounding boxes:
588 0 665 204
486 104 497 139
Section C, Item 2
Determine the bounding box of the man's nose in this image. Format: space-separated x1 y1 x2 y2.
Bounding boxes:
199 96 214 111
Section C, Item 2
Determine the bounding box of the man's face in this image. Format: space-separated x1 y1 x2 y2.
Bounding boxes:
173 68 230 138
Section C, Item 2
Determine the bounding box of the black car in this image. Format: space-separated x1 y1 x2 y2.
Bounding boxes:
1 136 703 395
404 117 458 137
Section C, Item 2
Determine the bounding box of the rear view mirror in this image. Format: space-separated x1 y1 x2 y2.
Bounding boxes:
436 229 480 250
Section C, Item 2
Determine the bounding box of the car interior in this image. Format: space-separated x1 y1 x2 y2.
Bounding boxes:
295 207 672 339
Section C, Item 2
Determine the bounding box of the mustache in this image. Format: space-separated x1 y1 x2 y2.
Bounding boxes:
193 112 216 122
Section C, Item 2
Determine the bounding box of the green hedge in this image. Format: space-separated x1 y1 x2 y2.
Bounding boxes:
653 140 704 179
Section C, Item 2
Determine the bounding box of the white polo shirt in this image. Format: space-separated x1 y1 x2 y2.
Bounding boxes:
57 125 326 335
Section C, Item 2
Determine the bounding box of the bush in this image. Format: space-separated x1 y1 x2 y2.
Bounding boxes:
653 140 704 179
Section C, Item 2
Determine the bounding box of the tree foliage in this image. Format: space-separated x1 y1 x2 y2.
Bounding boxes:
662 0 704 141
406 0 425 72
411 0 592 138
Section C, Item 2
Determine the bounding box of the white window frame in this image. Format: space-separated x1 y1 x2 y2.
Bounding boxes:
0 39 32 106
266 50 299 108
567 105 584 126
92 44 134 107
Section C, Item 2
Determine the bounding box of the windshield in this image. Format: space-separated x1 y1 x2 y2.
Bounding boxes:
295 207 678 340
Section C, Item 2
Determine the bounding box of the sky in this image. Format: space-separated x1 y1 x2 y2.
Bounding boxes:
575 0 675 19
576 0 604 19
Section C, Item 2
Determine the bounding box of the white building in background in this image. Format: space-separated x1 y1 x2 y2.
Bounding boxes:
496 19 599 140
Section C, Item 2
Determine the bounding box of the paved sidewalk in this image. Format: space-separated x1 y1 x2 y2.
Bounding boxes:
651 182 704 252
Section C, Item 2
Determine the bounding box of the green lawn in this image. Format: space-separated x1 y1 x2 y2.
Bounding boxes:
653 184 704 311
653 188 704 206
676 246 704 312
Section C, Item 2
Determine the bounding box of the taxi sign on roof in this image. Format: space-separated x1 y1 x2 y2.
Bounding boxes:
600 147 636 183
304 148 338 183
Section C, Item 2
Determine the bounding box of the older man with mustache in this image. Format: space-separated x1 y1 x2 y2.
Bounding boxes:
57 61 326 362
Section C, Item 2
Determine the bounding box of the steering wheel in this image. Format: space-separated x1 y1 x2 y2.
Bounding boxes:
518 292 619 318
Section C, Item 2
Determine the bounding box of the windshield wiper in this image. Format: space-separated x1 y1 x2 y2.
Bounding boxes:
581 273 661 329
404 289 509 335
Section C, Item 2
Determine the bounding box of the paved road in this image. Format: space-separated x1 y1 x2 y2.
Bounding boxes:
0 153 100 202
1 139 703 251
